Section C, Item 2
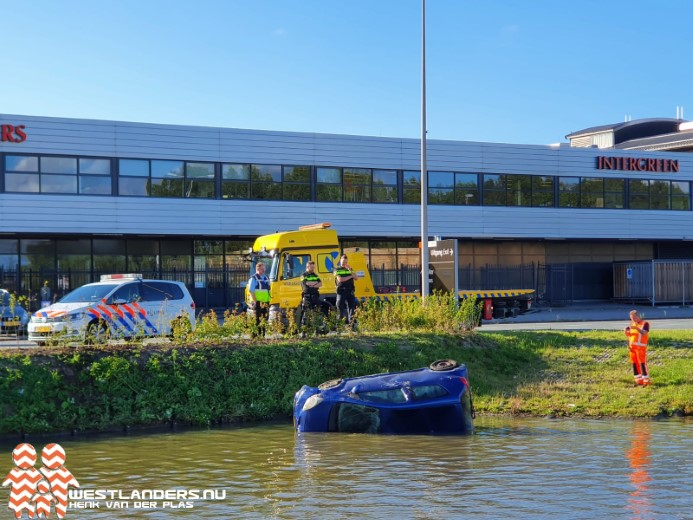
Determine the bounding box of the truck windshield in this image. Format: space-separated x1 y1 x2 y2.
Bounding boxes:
59 284 119 303
249 256 279 282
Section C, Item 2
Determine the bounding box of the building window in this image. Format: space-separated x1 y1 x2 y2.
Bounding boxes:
185 162 216 198
221 163 250 199
672 181 691 210
344 168 372 203
629 179 649 209
251 164 282 200
317 167 342 202
79 158 112 195
483 174 506 206
151 160 184 198
403 170 421 204
558 177 580 208
429 171 454 205
580 177 604 208
373 169 398 203
649 180 670 210
283 166 311 201
506 175 532 207
455 173 479 205
40 157 77 194
119 159 150 196
532 176 554 207
4 155 39 192
604 178 625 208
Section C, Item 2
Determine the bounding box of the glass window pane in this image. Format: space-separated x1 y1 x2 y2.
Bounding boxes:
41 175 77 193
151 178 184 197
222 164 250 180
119 159 149 177
650 180 670 210
79 158 110 175
186 162 215 179
559 177 580 208
119 177 149 196
186 180 216 198
532 176 554 207
195 240 224 255
483 174 506 206
629 180 649 209
41 157 77 174
456 189 479 205
151 160 183 179
80 176 112 195
604 178 625 209
344 168 371 185
672 182 690 210
5 173 39 192
317 167 341 184
6 155 38 172
429 171 453 188
222 181 249 199
251 182 282 200
317 184 342 201
283 184 311 201
507 175 532 206
345 184 371 203
580 177 604 208
374 169 397 185
403 171 421 186
403 188 420 204
373 186 397 203
429 188 454 204
251 164 282 182
283 166 310 183
94 239 126 255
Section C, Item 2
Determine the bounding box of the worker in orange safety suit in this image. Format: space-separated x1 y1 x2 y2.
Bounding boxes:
624 310 651 386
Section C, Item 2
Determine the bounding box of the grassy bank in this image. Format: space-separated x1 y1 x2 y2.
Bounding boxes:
0 329 691 435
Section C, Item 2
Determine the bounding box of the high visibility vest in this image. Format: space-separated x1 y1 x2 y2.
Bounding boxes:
628 320 650 348
335 267 355 291
252 274 271 303
301 272 321 295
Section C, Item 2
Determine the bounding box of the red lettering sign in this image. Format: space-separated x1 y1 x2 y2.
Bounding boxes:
596 156 679 173
0 124 27 143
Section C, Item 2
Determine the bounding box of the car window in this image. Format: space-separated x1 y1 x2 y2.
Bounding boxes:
410 385 449 401
357 388 407 404
108 283 140 304
60 284 119 303
140 282 184 302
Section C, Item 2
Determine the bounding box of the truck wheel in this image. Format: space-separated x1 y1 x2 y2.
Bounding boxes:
429 359 458 371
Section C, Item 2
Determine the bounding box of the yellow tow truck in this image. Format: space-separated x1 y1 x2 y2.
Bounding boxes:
244 223 534 322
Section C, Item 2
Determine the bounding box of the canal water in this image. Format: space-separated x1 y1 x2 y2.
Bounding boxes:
1 417 691 519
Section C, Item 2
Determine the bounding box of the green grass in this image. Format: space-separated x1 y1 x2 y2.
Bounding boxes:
0 329 690 435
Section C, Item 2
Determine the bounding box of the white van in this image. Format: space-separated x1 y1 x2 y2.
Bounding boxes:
28 274 196 344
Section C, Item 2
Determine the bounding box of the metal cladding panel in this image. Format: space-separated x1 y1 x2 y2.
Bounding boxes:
2 195 693 240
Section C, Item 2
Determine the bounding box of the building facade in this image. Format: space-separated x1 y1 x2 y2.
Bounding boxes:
2 114 693 309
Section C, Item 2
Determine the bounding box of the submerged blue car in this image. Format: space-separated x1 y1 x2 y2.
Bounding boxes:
293 359 474 435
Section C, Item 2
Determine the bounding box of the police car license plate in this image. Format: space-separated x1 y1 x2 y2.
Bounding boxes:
35 325 51 333
1 320 19 327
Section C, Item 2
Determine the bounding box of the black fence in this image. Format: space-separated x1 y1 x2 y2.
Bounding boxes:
536 262 613 305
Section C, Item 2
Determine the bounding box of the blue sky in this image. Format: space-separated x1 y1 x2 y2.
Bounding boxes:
1 0 690 144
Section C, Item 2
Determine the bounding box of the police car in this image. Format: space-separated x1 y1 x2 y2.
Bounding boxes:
28 274 196 344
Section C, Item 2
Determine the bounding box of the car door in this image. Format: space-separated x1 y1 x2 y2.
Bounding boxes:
105 282 146 337
140 281 186 335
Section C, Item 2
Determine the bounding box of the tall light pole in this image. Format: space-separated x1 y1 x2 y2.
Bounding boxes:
420 0 429 299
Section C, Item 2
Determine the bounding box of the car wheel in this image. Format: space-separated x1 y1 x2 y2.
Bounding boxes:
429 359 459 371
86 321 109 345
318 378 343 390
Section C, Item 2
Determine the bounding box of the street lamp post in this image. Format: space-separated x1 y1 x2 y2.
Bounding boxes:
421 0 429 299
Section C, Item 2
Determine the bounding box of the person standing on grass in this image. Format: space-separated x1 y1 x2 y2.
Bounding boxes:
248 262 271 337
625 310 651 386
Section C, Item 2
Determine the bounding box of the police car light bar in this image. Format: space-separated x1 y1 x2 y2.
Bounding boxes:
100 273 143 282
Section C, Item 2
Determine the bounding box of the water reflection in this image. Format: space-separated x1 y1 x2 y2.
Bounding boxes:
0 417 690 519
626 421 653 519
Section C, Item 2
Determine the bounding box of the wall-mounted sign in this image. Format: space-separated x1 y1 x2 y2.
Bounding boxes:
597 156 679 173
1 123 27 143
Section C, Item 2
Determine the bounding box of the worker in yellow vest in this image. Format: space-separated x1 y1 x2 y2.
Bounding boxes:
624 310 651 386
